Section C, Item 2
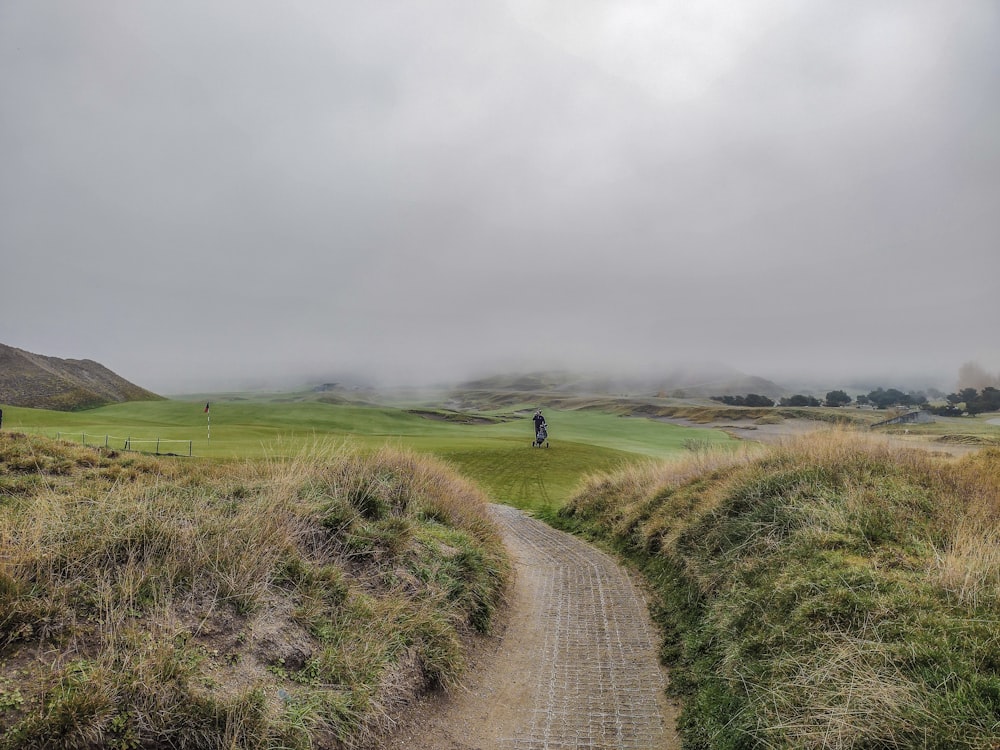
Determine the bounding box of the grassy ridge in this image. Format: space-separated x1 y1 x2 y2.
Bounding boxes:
875 414 1000 447
1 400 735 511
553 433 1000 748
0 434 509 749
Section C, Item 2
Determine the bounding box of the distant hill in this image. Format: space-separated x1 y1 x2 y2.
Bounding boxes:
456 365 786 401
458 372 573 393
650 365 786 400
0 343 162 410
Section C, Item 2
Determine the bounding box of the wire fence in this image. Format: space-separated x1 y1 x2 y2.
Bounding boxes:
55 432 193 457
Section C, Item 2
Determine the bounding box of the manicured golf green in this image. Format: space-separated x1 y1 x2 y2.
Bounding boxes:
1 399 736 511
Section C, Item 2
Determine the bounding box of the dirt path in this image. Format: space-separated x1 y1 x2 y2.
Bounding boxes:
385 504 680 750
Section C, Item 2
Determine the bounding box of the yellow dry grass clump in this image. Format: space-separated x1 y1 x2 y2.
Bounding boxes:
0 433 509 749
559 429 1000 749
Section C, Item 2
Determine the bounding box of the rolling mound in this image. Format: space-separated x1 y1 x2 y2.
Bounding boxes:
557 434 1000 748
0 343 161 410
0 435 508 748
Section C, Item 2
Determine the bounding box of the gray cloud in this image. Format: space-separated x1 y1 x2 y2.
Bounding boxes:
2 0 997 391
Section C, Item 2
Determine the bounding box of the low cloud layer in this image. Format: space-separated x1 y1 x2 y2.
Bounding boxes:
2 1 997 392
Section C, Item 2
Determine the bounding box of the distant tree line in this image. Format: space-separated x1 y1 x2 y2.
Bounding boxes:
929 387 1000 416
713 385 1000 415
859 388 927 410
782 394 823 407
711 387 971 411
710 393 826 408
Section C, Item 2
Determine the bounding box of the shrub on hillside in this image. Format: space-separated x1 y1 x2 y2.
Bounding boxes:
824 389 851 407
865 387 930 410
780 394 822 407
943 386 1000 415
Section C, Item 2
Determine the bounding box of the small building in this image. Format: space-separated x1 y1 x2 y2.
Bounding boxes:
871 410 934 428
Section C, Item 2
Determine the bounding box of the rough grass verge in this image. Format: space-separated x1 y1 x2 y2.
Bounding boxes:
551 431 1000 749
0 433 509 749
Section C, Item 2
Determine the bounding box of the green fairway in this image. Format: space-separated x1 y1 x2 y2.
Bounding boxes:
1 399 735 511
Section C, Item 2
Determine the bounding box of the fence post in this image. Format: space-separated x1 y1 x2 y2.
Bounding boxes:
188 441 192 457
156 438 160 454
105 435 109 448
82 432 86 445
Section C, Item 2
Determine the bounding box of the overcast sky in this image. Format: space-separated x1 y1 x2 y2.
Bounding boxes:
2 1 997 392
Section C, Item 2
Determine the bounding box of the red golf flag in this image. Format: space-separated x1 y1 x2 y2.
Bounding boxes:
204 402 210 413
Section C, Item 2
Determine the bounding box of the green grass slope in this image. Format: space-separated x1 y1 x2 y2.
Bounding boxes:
554 432 1000 749
0 434 508 749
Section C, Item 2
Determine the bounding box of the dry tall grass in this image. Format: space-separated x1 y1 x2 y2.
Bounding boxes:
559 430 1000 749
0 433 509 749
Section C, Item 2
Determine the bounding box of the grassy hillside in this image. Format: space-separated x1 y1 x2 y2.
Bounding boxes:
553 433 1000 748
0 433 508 749
0 344 161 411
1 399 736 512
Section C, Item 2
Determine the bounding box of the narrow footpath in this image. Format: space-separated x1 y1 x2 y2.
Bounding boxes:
386 504 680 750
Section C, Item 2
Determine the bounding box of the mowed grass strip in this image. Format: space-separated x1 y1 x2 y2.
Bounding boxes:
1 400 736 511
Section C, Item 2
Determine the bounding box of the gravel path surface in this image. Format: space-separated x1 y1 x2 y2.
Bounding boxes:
385 504 679 750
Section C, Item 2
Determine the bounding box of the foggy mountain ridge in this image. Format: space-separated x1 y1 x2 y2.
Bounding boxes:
454 365 788 399
168 362 968 402
0 337 973 410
